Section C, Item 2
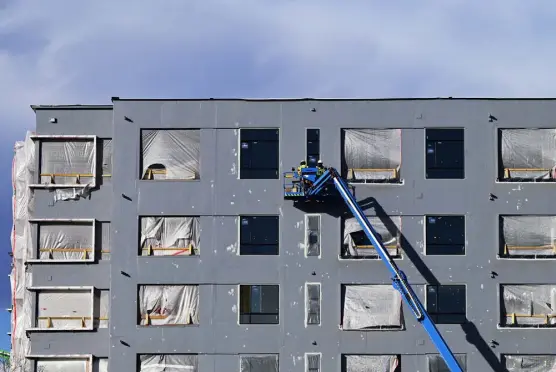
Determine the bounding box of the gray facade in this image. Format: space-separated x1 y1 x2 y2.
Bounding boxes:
20 98 556 372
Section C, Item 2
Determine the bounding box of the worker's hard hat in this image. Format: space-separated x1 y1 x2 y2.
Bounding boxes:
317 160 323 164
300 160 306 164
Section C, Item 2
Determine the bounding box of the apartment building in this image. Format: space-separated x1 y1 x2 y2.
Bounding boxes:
10 98 556 372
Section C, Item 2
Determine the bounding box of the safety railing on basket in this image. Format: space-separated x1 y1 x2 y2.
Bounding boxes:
141 245 194 256
503 244 556 255
38 316 108 328
505 313 556 326
346 168 399 182
503 168 552 178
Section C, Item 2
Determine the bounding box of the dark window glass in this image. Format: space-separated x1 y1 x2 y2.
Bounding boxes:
240 216 279 255
427 285 466 324
240 129 279 179
307 129 320 167
239 285 279 324
426 128 464 179
426 216 465 255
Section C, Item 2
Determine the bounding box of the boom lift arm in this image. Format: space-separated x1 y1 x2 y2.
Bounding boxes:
284 167 463 372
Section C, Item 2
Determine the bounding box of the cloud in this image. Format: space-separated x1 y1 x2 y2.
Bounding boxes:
1 0 556 137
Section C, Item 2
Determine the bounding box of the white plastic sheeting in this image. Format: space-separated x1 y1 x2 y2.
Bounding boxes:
306 354 321 372
39 140 95 185
500 129 556 180
38 222 93 260
343 216 401 258
95 290 109 329
140 217 200 256
427 354 467 372
501 216 556 257
141 130 200 180
501 285 556 326
102 139 112 176
306 283 321 325
306 214 321 257
342 285 403 330
343 129 401 181
344 355 399 372
505 355 556 371
240 355 279 372
11 131 35 372
139 285 199 325
36 290 92 329
139 354 198 372
36 358 89 372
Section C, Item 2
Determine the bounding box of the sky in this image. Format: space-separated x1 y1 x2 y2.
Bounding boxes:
1 0 556 351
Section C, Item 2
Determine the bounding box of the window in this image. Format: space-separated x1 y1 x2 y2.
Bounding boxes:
140 216 200 256
240 355 278 372
32 135 97 188
34 356 94 372
140 129 200 180
427 354 467 372
239 285 279 324
425 216 465 255
305 214 321 257
240 216 279 255
503 355 556 370
498 129 556 182
306 129 320 167
342 129 402 183
240 129 279 179
101 138 113 178
306 283 321 325
342 216 401 259
342 355 400 372
306 353 321 372
425 128 464 179
341 285 403 330
139 355 198 371
500 284 556 328
31 219 96 262
499 216 556 258
138 285 199 326
29 287 109 331
426 285 466 324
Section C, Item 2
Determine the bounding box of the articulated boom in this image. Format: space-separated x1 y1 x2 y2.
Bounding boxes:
283 166 463 372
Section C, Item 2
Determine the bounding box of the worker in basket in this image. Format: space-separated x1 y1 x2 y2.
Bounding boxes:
316 160 325 177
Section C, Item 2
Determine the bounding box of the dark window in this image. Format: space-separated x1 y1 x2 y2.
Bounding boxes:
240 216 279 255
239 285 279 324
240 129 279 179
306 354 321 372
426 216 465 255
427 285 466 324
307 129 320 167
426 129 464 179
427 354 467 372
306 284 321 325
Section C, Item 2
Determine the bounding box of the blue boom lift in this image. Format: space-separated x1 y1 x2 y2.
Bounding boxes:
284 166 464 372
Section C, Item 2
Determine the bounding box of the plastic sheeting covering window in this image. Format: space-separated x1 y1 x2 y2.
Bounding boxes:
306 215 321 257
141 130 200 180
140 217 200 256
306 283 321 325
500 129 556 180
101 222 111 260
240 355 279 372
102 139 112 176
11 132 35 372
427 354 467 372
501 285 556 327
342 285 403 330
504 355 556 371
501 216 556 257
306 354 321 372
39 140 95 185
344 355 400 372
36 290 92 329
343 129 401 182
36 358 89 372
139 354 198 372
343 216 401 258
94 290 109 329
139 285 199 325
37 222 93 260
98 358 108 372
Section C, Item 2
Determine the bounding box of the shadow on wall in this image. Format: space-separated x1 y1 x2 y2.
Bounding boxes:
294 195 506 372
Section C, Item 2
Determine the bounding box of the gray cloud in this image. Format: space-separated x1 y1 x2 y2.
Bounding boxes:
1 0 556 138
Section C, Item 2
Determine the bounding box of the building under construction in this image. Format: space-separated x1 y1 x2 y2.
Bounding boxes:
10 97 556 372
